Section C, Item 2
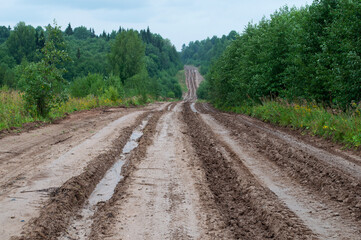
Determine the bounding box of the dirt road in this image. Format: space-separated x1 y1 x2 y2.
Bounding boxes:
1 66 360 239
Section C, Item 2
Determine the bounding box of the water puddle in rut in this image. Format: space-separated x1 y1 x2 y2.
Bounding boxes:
60 115 151 240
190 103 198 113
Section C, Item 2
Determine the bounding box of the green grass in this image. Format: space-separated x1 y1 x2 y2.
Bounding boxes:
176 70 188 94
0 87 155 132
217 100 361 149
0 87 34 130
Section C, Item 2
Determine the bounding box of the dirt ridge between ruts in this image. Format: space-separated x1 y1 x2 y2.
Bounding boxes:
182 103 314 239
197 103 361 223
89 110 164 240
11 111 150 240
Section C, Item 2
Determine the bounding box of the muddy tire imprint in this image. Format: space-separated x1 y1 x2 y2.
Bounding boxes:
11 112 150 240
89 110 164 239
196 102 361 239
183 103 314 239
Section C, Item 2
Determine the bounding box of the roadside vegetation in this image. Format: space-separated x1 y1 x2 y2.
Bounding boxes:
223 100 361 148
0 22 182 131
0 85 154 131
180 31 237 75
182 0 361 148
176 70 187 94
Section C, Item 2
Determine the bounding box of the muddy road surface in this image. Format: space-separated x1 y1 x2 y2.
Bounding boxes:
1 67 360 240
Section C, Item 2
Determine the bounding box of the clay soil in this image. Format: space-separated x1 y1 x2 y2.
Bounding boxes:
1 67 360 240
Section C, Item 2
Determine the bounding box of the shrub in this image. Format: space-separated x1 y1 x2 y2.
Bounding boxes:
20 23 70 117
167 91 175 98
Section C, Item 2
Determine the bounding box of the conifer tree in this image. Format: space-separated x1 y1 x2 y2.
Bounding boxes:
65 23 73 36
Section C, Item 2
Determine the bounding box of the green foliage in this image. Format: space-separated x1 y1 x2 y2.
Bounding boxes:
0 26 10 44
65 23 73 36
205 0 361 109
73 26 91 40
0 87 34 130
181 31 238 75
176 70 187 93
197 80 210 100
6 22 36 64
64 36 109 80
0 63 16 87
221 100 361 148
103 86 119 102
69 73 104 97
19 23 70 117
69 73 124 99
108 30 146 84
1 21 182 101
0 22 182 131
167 91 175 98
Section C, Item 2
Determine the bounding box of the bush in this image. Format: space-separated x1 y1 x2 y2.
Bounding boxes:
19 23 69 117
103 86 119 102
197 80 209 100
167 91 175 98
69 73 104 97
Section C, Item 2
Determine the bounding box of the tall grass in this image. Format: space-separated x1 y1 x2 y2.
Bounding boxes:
176 70 188 94
219 100 361 148
0 87 34 130
0 87 154 132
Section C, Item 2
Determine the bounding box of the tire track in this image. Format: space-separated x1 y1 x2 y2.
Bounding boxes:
196 103 361 239
184 65 201 102
89 106 206 239
11 111 152 240
183 103 314 239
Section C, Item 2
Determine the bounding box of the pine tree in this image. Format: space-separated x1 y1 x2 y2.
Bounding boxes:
76 48 81 59
65 23 73 35
101 30 107 39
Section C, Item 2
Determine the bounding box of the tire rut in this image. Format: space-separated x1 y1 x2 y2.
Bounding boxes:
183 103 314 239
89 109 165 239
196 103 361 239
11 111 152 240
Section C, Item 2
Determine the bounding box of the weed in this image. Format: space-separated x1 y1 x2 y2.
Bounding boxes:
218 100 361 149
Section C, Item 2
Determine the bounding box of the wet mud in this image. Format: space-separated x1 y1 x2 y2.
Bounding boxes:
3 66 361 240
196 102 361 239
183 103 314 239
89 110 164 239
11 112 150 240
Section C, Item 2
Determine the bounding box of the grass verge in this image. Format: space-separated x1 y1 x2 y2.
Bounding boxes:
176 70 187 94
216 100 361 149
0 87 155 132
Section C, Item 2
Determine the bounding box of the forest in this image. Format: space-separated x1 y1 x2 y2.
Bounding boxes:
0 22 182 128
184 0 361 109
180 31 238 75
0 22 182 109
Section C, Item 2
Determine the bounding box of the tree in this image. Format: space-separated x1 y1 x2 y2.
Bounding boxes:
76 48 81 59
35 27 45 49
73 26 91 39
20 23 70 117
65 23 73 36
6 22 36 64
108 30 146 84
0 26 10 44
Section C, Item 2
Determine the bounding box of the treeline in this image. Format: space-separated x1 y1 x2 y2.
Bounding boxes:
181 31 238 75
0 22 182 103
200 0 361 109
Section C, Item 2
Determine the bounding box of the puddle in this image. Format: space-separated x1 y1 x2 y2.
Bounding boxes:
60 115 151 240
190 103 198 113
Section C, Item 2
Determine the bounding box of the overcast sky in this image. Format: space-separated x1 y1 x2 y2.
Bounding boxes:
1 0 310 50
